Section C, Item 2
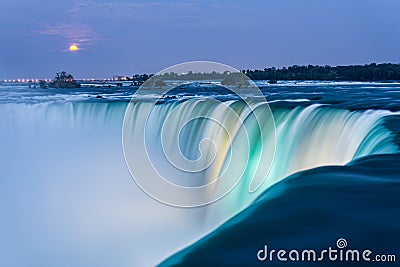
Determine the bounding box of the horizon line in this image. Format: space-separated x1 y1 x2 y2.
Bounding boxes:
2 62 399 82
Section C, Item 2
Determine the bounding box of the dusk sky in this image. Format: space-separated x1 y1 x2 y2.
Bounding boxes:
1 0 400 79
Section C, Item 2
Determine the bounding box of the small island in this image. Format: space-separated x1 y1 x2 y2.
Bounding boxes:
43 71 81 88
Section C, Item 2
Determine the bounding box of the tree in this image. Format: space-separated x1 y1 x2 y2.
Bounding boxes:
48 71 81 88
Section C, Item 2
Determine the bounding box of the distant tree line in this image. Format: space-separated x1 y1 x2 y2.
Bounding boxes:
128 74 152 83
37 63 400 90
243 63 400 81
144 64 400 82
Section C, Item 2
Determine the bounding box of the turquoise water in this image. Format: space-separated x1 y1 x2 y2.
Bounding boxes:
160 153 400 266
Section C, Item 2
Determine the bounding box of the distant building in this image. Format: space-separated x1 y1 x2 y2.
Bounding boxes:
113 75 127 81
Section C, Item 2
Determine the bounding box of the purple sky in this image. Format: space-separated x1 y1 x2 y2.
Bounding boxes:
1 0 400 79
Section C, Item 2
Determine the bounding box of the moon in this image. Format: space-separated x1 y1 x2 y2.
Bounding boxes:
69 44 79 52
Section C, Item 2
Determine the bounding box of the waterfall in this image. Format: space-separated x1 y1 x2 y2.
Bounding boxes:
122 99 398 222
0 100 397 266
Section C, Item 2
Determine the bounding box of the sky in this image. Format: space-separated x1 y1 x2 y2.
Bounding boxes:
1 0 400 79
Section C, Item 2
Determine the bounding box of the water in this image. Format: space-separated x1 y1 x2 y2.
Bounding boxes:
0 81 399 266
2 81 400 110
160 153 400 266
